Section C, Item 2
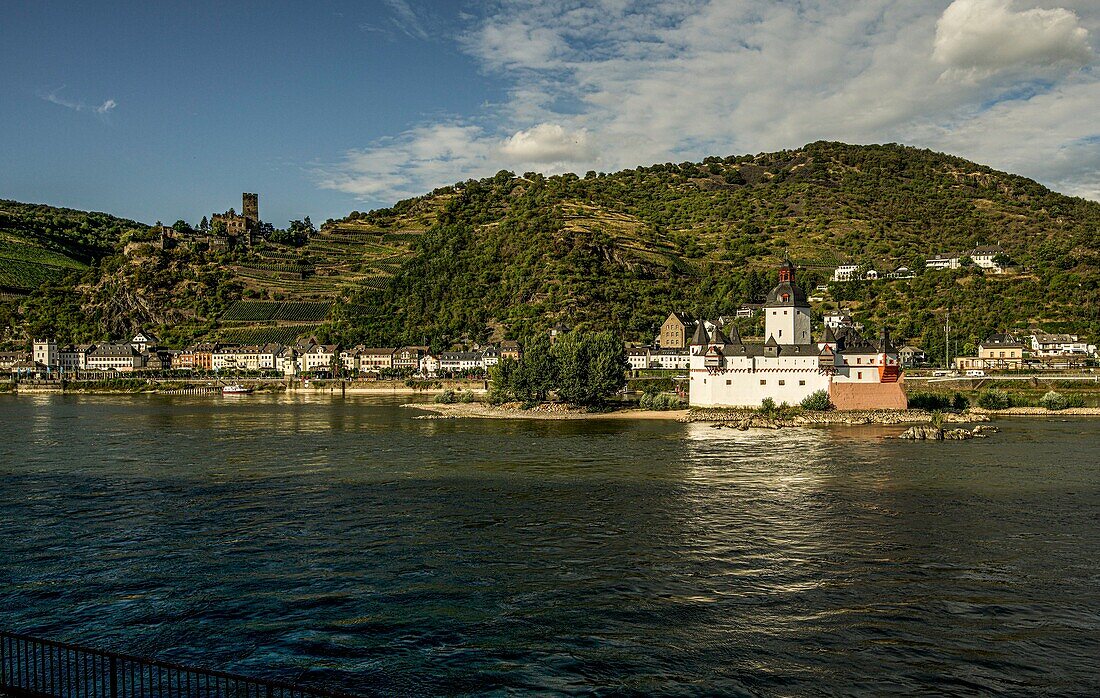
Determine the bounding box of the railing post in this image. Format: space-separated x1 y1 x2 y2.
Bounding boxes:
110 655 118 698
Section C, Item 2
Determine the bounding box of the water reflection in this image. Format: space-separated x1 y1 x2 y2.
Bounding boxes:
1 395 1098 695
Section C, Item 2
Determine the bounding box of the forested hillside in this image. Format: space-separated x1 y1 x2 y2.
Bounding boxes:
3 142 1098 358
0 199 146 296
328 142 1100 356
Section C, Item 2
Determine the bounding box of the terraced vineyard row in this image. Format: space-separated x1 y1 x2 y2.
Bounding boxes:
221 300 332 323
217 324 322 345
0 257 78 291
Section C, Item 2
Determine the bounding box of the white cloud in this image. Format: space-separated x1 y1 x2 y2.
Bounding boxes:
39 87 118 119
500 123 593 163
321 1 1100 204
381 0 429 41
934 0 1092 77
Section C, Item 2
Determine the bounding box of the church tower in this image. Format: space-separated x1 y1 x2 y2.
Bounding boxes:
763 259 812 345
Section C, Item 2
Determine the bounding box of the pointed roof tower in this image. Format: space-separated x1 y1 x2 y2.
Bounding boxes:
689 321 710 346
725 323 742 345
763 259 809 308
710 327 729 345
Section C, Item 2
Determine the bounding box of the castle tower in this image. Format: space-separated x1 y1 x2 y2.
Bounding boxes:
242 193 259 223
33 339 58 369
763 259 812 345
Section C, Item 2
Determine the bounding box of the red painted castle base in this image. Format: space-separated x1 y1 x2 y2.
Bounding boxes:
829 380 909 411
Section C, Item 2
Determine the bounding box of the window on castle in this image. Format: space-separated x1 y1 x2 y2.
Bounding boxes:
760 380 766 385
726 380 731 385
799 380 806 386
858 371 863 379
778 380 785 385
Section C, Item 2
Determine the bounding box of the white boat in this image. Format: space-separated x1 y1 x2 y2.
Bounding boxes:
221 384 253 394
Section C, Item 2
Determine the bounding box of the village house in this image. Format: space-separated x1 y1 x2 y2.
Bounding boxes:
627 346 651 371
969 246 1006 273
689 260 905 409
419 353 441 377
897 345 927 368
649 348 691 370
393 346 427 371
278 347 301 377
130 331 159 353
439 351 483 374
301 344 339 373
176 343 218 371
658 312 695 349
1027 332 1091 357
954 332 1025 371
86 343 143 372
0 351 29 372
212 344 282 372
832 264 858 282
735 304 761 318
925 254 961 271
500 340 521 360
481 346 501 368
823 311 854 329
355 347 396 373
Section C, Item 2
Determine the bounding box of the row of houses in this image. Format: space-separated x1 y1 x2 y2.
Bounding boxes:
6 334 524 379
953 331 1096 371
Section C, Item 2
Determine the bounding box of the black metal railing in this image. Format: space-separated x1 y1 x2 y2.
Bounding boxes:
0 632 356 698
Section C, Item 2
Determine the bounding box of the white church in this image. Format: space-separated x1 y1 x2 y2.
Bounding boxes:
689 260 907 410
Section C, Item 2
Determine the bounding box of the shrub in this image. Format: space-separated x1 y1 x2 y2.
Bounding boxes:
759 397 778 415
459 390 475 403
434 389 458 404
640 391 683 410
907 392 950 410
951 392 970 411
977 388 1012 410
1039 390 1069 411
800 389 832 411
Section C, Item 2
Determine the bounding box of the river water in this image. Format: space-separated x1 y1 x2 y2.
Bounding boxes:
1 394 1098 696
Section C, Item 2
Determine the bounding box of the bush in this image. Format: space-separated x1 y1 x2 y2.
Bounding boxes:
977 388 1012 410
951 392 970 411
800 389 832 411
1039 390 1069 411
459 390 475 403
640 391 683 410
434 389 458 404
759 397 778 415
907 391 970 411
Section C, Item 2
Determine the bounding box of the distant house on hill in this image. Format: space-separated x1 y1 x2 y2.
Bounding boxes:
925 254 960 271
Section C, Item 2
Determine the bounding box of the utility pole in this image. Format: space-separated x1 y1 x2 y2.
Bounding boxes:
945 307 951 369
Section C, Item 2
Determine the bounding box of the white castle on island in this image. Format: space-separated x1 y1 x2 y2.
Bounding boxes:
689 260 907 410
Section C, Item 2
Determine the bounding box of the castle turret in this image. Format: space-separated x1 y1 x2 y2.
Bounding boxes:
763 259 812 345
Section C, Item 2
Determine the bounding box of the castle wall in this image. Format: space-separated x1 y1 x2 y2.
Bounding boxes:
689 364 831 407
828 380 908 410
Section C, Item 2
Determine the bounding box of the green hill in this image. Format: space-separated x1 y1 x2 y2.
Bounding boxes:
3 142 1098 359
0 199 146 295
328 141 1099 356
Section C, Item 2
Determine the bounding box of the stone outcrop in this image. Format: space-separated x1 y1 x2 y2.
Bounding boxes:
686 408 987 427
898 424 998 440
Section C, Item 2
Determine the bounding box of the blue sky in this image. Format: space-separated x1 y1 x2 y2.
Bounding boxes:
2 1 1098 227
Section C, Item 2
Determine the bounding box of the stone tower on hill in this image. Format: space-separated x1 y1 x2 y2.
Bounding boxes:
242 192 258 224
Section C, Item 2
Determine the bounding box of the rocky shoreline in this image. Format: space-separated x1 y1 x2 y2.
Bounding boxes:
683 407 985 429
898 424 998 440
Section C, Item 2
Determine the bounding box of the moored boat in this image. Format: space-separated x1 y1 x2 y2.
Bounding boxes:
221 384 253 394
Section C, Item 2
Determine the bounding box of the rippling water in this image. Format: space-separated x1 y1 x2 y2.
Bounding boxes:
2 394 1098 695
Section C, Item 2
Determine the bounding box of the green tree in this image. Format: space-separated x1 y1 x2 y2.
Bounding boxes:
552 331 627 406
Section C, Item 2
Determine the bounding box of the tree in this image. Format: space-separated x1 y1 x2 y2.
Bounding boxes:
199 216 209 232
172 219 193 234
552 331 627 406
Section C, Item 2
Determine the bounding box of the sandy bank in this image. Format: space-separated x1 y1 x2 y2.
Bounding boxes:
405 402 689 421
